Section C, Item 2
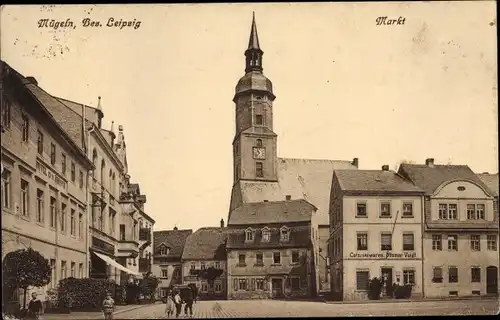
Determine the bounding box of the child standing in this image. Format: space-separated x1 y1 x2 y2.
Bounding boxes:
164 294 175 318
102 292 115 320
173 290 182 318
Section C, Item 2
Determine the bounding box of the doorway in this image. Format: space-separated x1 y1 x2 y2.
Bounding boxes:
271 278 283 298
381 267 393 297
486 266 498 295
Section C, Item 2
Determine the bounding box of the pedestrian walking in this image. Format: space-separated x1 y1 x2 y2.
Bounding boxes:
173 290 182 318
27 292 43 320
164 293 175 318
183 286 194 318
102 292 115 320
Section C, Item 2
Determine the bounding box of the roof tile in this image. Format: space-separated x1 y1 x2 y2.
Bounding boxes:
226 225 311 249
153 229 193 258
228 199 315 225
182 227 228 261
334 169 424 193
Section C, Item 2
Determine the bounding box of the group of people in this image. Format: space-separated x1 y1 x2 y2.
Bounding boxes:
164 286 196 318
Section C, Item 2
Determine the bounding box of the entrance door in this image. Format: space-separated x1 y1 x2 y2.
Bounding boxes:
381 267 393 297
271 278 283 298
486 266 498 295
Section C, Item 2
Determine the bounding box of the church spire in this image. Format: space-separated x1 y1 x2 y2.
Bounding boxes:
245 12 263 73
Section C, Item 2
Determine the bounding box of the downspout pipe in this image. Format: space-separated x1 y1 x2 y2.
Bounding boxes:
86 125 95 277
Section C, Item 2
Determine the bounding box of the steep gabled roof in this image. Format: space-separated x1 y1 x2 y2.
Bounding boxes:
398 164 494 195
476 173 499 197
182 227 228 261
334 169 424 194
228 199 315 226
153 229 192 258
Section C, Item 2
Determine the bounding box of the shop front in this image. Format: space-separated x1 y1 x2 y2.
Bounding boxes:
342 250 422 301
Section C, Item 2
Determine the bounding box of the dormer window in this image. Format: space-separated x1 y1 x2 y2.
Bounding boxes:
245 228 254 241
280 226 290 242
159 245 169 255
262 227 271 242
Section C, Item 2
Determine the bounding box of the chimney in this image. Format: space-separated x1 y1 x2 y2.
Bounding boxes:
173 226 178 231
425 158 435 167
220 219 224 228
382 165 389 171
352 158 359 168
285 195 291 201
263 200 268 202
26 76 38 86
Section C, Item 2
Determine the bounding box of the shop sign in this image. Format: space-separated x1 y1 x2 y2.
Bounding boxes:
349 251 417 259
36 160 67 190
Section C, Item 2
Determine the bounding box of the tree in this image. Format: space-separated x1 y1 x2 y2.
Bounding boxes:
2 248 51 308
198 266 224 286
139 273 160 303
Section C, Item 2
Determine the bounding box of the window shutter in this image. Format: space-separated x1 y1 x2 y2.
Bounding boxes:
233 278 238 291
251 278 255 291
381 234 391 245
246 278 250 290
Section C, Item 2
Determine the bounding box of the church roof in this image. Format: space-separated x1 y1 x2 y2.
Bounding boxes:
228 199 315 226
182 227 228 261
235 157 358 225
398 163 494 195
334 169 424 194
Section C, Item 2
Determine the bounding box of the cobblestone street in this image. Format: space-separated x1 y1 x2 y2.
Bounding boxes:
103 299 499 319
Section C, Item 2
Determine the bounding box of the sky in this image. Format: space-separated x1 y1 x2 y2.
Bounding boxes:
1 3 497 232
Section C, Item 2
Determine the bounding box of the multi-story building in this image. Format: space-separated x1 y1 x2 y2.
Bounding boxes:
1 61 94 303
226 200 317 300
181 220 228 299
329 166 425 301
227 13 358 297
399 159 499 298
42 90 142 282
135 194 155 276
152 228 192 298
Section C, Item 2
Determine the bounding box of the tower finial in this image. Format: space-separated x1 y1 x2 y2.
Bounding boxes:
248 12 260 50
245 12 263 73
97 96 102 111
111 121 115 134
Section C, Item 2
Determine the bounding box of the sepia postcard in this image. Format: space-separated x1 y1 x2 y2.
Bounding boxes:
0 2 498 319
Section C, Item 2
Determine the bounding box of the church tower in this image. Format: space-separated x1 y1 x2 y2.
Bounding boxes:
232 13 278 184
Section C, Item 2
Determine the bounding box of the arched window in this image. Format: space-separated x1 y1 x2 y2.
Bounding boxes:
100 159 106 186
112 173 116 195
280 226 290 242
245 227 254 242
92 149 98 179
109 169 113 192
256 139 263 147
261 227 271 242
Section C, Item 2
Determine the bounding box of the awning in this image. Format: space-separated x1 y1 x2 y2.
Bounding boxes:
93 251 142 276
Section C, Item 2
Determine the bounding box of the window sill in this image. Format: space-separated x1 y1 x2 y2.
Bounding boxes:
270 263 282 266
254 263 264 267
379 216 392 219
20 215 30 222
36 221 44 227
401 215 414 219
355 215 368 218
3 207 14 214
236 264 247 267
357 248 368 251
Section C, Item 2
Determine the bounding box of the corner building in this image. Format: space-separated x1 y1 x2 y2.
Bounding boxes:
1 61 94 303
399 159 499 298
329 166 425 301
228 13 359 297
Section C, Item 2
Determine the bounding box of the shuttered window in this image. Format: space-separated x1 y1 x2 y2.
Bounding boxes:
448 267 458 283
403 233 414 250
380 233 392 250
233 278 238 291
356 270 370 291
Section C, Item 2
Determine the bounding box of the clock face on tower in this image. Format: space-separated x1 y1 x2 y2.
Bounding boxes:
253 147 266 160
